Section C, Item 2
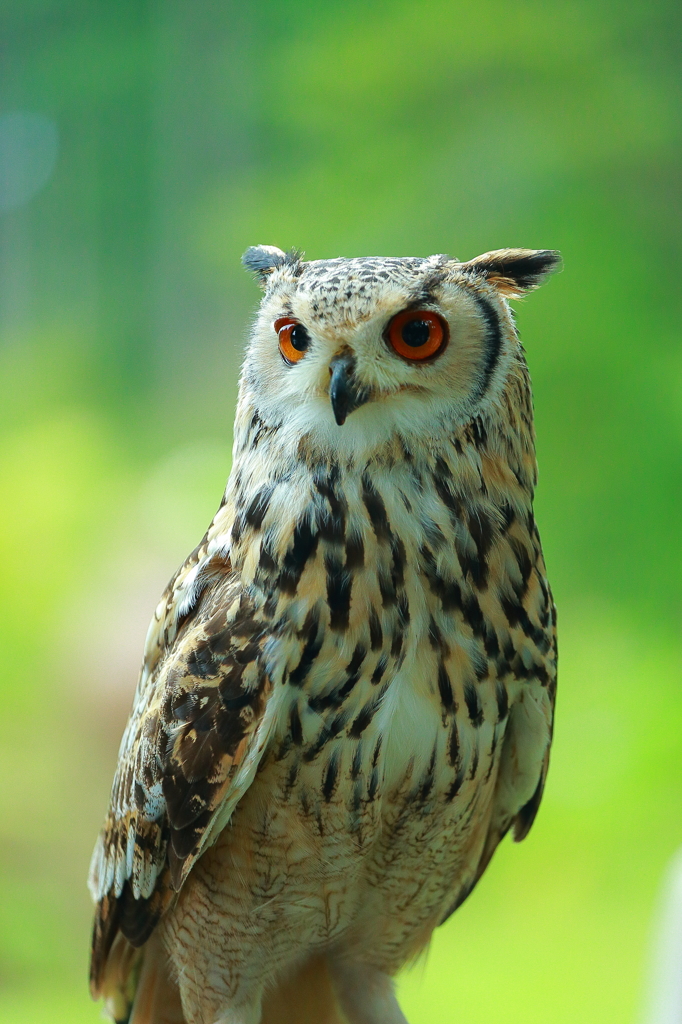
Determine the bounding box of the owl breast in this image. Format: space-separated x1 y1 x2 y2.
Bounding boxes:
167 450 536 976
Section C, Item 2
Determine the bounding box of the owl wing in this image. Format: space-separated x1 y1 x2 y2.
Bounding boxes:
88 539 276 995
480 585 556 883
442 551 557 921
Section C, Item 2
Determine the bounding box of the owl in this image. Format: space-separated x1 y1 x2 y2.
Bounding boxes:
88 245 560 1024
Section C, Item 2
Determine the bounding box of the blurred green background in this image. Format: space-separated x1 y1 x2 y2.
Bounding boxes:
0 1 680 1021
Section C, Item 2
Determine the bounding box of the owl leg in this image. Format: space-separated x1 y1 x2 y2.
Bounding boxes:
328 961 409 1024
213 1010 262 1024
180 990 263 1024
172 960 263 1024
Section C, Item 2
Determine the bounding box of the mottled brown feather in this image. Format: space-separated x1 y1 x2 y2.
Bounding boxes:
89 555 274 996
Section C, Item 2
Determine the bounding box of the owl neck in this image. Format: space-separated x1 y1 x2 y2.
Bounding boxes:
221 390 537 597
234 352 536 473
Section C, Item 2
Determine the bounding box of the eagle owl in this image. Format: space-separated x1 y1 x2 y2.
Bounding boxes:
89 245 560 1024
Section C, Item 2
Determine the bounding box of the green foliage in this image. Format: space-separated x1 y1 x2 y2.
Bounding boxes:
0 0 680 1020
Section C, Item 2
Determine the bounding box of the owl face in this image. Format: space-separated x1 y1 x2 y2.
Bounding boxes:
241 246 560 461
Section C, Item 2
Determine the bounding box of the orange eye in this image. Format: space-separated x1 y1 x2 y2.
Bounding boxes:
385 309 448 362
274 317 310 365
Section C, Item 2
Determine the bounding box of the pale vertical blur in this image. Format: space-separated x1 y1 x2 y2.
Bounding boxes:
641 851 682 1024
0 1 680 1022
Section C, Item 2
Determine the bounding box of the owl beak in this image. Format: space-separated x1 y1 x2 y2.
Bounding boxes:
329 353 370 426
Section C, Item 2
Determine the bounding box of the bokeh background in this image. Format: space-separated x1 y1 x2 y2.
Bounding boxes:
1 1 680 1021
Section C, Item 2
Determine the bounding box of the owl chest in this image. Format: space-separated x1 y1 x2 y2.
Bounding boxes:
260 504 507 806
217 469 515 931
256 576 502 896
270 627 502 824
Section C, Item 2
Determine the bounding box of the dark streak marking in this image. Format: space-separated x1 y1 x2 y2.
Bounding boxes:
362 475 391 542
390 537 406 588
462 593 486 637
509 536 533 592
283 760 299 797
371 654 388 685
244 485 275 529
314 468 347 542
484 731 499 782
483 623 500 658
447 764 465 802
447 722 460 767
274 736 292 762
326 554 352 631
396 591 410 627
303 711 348 760
307 655 362 711
369 609 383 650
378 565 396 607
470 417 488 449
350 700 378 738
495 681 509 722
318 507 344 543
289 612 323 687
510 653 550 687
399 489 412 512
417 747 437 803
368 768 380 801
231 514 245 544
438 662 455 712
428 616 447 654
347 644 367 676
468 743 479 779
289 703 303 745
432 460 463 522
471 293 502 403
345 532 365 569
322 752 340 802
464 683 484 727
534 628 552 655
466 509 494 586
501 638 515 668
420 545 463 611
501 595 547 649
455 535 483 588
278 520 319 595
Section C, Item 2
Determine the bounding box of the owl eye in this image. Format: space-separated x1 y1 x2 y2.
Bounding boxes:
275 317 310 365
385 309 448 362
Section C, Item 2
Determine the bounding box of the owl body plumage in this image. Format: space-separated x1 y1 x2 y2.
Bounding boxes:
89 247 559 1024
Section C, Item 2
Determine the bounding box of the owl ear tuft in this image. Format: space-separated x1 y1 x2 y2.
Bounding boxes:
242 245 304 287
461 248 562 297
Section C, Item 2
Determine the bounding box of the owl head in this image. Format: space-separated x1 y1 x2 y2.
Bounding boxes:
240 245 560 462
